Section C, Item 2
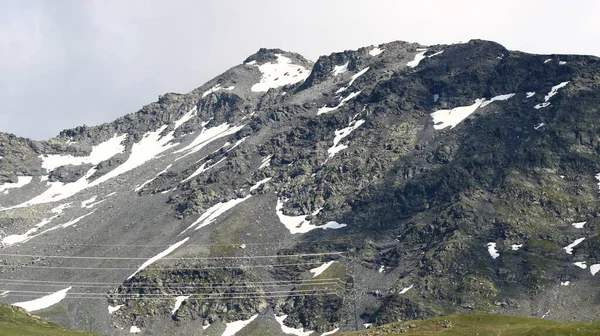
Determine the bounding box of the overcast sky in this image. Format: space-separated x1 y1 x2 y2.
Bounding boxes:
1 0 599 140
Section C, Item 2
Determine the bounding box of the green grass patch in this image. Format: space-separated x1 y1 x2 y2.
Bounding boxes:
296 261 346 295
342 313 600 336
0 303 95 336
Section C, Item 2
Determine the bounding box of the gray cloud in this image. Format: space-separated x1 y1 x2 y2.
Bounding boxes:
1 0 599 139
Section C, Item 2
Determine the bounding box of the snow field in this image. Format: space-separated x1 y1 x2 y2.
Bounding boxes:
13 287 72 312
0 176 33 194
39 134 126 171
251 54 309 92
431 93 515 130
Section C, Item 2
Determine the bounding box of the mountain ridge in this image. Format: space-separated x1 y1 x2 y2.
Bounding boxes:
0 39 600 335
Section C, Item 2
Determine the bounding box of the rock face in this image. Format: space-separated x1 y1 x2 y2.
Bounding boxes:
0 40 600 335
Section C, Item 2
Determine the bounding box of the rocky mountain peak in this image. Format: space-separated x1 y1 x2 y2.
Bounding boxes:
1 39 600 335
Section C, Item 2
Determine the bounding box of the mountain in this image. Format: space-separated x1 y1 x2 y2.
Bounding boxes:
0 39 599 335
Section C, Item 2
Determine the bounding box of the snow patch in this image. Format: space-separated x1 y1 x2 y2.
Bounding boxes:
40 134 126 171
526 92 536 98
399 284 414 294
534 81 569 109
127 237 189 279
511 244 523 251
57 211 95 229
321 328 339 336
172 296 190 316
203 84 223 98
534 123 546 130
135 164 173 192
81 196 98 208
174 123 245 161
182 158 225 184
544 58 552 64
561 281 570 286
182 196 252 233
430 93 514 130
317 91 362 115
573 221 586 229
276 199 342 234
222 314 258 336
564 237 585 254
250 177 272 192
574 261 587 269
275 314 314 336
331 62 349 76
130 326 141 333
173 107 197 130
480 93 515 108
428 50 444 58
407 50 427 68
369 47 384 56
13 287 71 312
1 203 72 246
534 102 551 109
108 305 123 314
326 119 365 159
251 54 309 92
322 221 347 230
336 67 370 94
545 82 569 102
591 264 600 276
559 61 567 65
487 242 500 259
227 137 247 152
310 261 335 278
259 155 272 170
0 176 33 194
431 99 484 130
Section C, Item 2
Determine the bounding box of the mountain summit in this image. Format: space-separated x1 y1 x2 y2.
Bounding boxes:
1 39 600 335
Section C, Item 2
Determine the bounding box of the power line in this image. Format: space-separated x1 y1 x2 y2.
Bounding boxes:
0 252 344 260
5 292 340 301
0 278 344 286
5 288 339 297
0 261 334 271
0 282 341 290
11 238 353 248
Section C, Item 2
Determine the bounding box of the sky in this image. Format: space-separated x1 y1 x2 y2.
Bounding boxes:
1 0 599 140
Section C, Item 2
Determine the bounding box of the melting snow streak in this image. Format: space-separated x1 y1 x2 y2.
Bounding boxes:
564 238 585 254
13 287 72 312
127 237 189 279
181 196 252 233
310 261 335 278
